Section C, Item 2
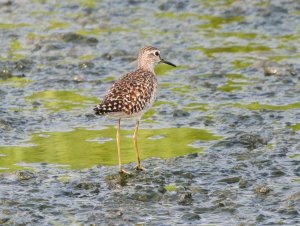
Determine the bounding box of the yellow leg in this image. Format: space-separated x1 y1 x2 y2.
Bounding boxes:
116 118 130 175
116 118 122 172
134 120 144 171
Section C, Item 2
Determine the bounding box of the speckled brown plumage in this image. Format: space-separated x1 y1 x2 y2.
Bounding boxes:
93 68 157 118
93 46 176 174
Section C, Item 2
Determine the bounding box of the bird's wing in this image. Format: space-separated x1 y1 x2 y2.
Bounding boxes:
94 70 155 115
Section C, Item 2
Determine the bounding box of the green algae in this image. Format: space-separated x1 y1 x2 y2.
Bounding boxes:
268 54 300 62
65 0 97 8
80 0 96 8
159 82 179 88
155 12 200 20
217 74 251 92
183 103 209 111
76 27 129 36
0 127 222 172
10 39 22 51
171 85 192 94
155 12 243 29
79 54 97 61
288 123 300 131
0 23 30 29
47 20 70 30
266 144 273 150
291 178 300 183
255 0 269 7
139 29 172 38
142 108 156 119
190 44 271 57
202 0 236 7
292 10 300 15
26 90 98 112
102 76 116 82
218 80 251 92
164 184 176 192
30 10 55 17
218 83 240 92
26 32 47 43
225 73 246 80
289 154 300 159
154 100 176 107
1 38 26 61
278 33 300 41
204 31 259 39
0 77 32 88
233 102 300 111
231 60 253 69
198 15 243 29
154 64 178 76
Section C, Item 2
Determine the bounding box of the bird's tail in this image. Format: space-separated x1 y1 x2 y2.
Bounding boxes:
93 100 123 115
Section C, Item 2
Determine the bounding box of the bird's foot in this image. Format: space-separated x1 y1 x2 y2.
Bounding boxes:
119 169 132 176
135 165 146 171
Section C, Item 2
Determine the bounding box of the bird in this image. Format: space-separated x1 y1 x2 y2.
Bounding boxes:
94 46 176 175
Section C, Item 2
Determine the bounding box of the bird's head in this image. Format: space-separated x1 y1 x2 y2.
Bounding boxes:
137 46 176 72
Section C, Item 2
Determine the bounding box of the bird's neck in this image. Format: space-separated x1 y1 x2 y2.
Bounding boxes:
137 61 155 74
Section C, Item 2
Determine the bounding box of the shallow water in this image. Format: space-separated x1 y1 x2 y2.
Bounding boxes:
0 127 221 171
0 0 300 225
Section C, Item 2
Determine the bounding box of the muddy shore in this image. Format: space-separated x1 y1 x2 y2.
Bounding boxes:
0 0 300 225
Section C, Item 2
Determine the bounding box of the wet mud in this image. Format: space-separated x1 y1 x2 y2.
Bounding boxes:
0 0 299 225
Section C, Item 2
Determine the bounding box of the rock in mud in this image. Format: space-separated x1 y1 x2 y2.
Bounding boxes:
177 192 192 205
15 59 34 71
73 181 100 190
239 179 248 188
173 109 190 118
215 132 268 150
181 212 200 221
62 33 98 45
0 68 13 79
255 185 271 195
218 176 240 184
79 61 94 69
16 171 35 180
0 119 12 131
259 61 297 76
0 217 10 224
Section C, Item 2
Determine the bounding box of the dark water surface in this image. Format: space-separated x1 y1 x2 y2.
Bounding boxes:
0 0 299 225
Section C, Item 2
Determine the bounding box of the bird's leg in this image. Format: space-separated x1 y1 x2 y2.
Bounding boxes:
116 118 130 175
133 120 145 171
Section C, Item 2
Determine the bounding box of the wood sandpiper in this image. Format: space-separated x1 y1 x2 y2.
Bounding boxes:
94 46 176 174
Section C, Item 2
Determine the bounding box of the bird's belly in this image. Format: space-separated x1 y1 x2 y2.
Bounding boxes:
131 88 157 120
105 98 156 120
105 82 157 120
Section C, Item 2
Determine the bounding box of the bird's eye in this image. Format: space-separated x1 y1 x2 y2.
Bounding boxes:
155 51 159 56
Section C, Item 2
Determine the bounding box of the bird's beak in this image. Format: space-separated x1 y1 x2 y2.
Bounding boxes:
160 58 176 67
